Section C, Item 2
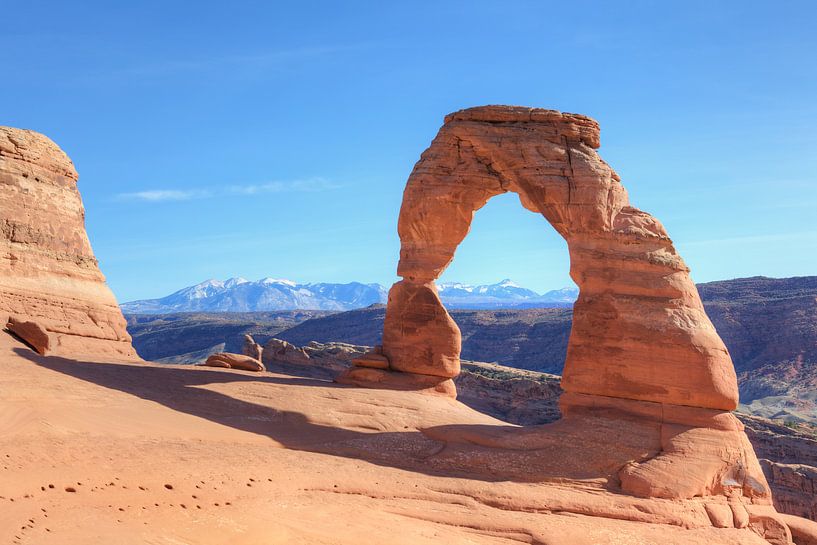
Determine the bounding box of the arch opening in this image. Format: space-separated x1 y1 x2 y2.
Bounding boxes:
433 191 574 374
436 191 574 302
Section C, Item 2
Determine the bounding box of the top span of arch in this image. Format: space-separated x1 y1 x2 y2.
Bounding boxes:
444 105 601 149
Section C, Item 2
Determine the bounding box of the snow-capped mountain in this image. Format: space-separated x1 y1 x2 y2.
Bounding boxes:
121 278 578 313
120 278 388 313
438 278 540 307
438 279 577 309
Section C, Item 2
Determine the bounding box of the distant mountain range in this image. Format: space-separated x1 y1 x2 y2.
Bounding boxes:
438 279 577 309
120 278 387 313
125 275 817 425
120 277 579 313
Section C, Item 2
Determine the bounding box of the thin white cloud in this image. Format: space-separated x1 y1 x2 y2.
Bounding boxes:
116 189 213 202
116 178 341 203
227 177 341 195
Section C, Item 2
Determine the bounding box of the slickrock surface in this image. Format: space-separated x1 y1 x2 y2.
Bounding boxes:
336 105 814 539
0 127 137 361
3 330 812 545
246 334 817 525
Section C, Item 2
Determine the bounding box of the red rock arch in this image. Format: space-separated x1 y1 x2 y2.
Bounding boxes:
345 106 738 412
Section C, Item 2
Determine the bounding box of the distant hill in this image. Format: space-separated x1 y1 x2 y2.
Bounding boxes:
280 276 817 422
696 276 817 422
126 275 817 423
125 310 333 361
121 278 578 313
276 305 573 374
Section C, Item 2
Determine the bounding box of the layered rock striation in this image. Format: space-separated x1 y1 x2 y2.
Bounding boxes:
0 127 137 361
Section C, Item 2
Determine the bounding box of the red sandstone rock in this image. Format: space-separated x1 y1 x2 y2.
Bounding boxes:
382 281 460 378
381 105 736 411
0 127 138 361
779 514 817 545
342 106 816 533
336 366 456 397
262 338 310 366
6 316 53 355
351 353 389 369
203 352 265 372
242 334 263 361
200 356 231 368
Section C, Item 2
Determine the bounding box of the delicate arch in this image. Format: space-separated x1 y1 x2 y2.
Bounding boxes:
354 106 738 411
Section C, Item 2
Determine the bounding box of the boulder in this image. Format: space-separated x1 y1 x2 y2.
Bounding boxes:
242 334 263 361
202 352 265 372
262 338 311 366
6 316 53 355
263 337 369 375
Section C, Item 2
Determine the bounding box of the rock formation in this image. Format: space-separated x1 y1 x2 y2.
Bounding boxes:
340 105 736 408
0 127 138 361
242 334 264 361
336 105 815 542
259 336 368 378
351 345 389 369
262 337 311 366
201 352 265 372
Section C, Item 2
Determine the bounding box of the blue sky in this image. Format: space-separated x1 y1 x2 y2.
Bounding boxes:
3 1 816 302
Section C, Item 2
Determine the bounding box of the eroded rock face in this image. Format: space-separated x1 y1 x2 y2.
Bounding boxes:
0 127 138 361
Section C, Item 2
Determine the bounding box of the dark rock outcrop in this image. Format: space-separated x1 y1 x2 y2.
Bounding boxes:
125 310 329 361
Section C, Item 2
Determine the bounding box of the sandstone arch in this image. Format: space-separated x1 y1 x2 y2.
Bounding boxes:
343 105 737 412
336 107 786 509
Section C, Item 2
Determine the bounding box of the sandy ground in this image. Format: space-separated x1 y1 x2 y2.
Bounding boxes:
0 332 774 545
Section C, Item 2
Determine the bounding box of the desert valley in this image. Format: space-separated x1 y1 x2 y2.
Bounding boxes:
2 102 817 545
